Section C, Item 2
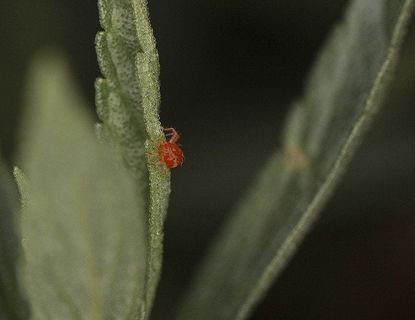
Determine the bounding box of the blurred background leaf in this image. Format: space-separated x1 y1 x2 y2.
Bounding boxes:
15 52 147 319
0 161 29 319
1 1 414 319
175 1 414 319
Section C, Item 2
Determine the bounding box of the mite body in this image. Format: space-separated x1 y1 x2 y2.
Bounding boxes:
158 127 184 169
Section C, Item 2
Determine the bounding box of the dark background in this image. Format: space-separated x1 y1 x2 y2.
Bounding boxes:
1 1 415 319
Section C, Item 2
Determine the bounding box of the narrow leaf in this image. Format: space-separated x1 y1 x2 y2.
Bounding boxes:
96 1 169 317
176 1 415 319
0 161 29 320
16 52 147 319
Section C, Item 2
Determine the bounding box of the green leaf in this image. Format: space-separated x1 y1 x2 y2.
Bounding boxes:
96 1 169 317
0 161 29 320
176 1 415 319
15 51 147 319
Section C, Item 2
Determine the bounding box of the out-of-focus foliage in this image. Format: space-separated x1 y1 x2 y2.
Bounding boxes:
15 52 147 319
176 1 414 319
0 162 29 319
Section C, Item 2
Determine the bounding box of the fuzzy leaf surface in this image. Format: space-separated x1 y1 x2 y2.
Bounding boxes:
176 1 415 319
16 52 147 320
96 1 169 316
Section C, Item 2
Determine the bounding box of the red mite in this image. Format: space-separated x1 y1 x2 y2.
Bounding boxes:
159 128 184 169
